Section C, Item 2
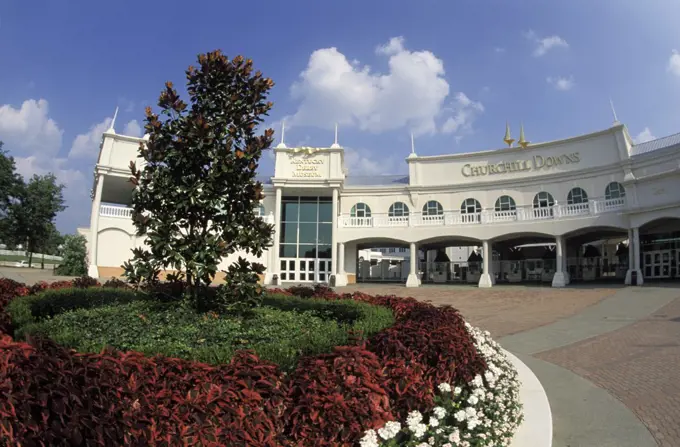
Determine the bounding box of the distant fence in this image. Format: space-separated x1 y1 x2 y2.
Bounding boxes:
0 249 63 261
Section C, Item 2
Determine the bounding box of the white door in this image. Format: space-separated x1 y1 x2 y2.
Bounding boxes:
643 250 671 279
315 259 332 283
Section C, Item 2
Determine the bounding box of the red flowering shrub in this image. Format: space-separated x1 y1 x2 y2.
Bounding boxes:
47 280 74 290
1 280 487 447
285 343 394 446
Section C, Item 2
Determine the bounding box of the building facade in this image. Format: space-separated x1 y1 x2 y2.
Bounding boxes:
84 120 680 287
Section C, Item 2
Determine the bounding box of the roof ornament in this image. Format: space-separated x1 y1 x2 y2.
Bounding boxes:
609 98 620 125
106 106 119 134
275 120 287 148
503 122 515 147
411 132 415 154
518 123 530 148
330 123 341 148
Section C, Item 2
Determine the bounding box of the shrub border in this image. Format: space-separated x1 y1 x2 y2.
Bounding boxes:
0 279 524 446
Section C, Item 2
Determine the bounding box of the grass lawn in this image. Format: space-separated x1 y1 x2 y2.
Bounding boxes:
11 290 395 371
0 254 61 263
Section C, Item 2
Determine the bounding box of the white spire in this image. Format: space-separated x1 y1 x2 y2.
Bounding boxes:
330 122 341 148
106 106 119 134
275 120 287 148
411 132 415 154
609 98 620 125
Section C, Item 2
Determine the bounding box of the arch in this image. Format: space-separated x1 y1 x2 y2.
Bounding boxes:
422 200 444 216
350 202 372 218
605 182 626 200
494 195 516 211
388 201 410 217
460 198 482 214
533 192 555 208
567 187 588 205
96 228 134 266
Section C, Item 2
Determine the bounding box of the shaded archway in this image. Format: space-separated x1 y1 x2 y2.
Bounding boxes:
562 225 629 283
491 232 558 285
416 235 483 285
347 237 412 284
638 217 680 280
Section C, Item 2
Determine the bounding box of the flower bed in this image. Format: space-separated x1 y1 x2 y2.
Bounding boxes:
0 279 523 446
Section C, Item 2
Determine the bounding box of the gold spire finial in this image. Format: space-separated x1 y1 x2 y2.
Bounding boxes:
503 122 515 147
518 123 530 148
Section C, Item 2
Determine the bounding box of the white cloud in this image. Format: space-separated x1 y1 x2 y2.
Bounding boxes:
68 117 112 159
494 47 505 53
633 127 656 144
0 99 63 156
123 119 142 137
286 36 481 137
343 147 401 176
547 75 575 91
441 92 484 134
668 49 680 77
524 30 569 57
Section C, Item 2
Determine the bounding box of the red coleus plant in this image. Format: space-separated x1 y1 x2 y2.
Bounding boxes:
1 279 487 447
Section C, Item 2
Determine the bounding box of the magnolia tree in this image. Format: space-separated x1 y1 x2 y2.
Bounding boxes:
124 50 275 307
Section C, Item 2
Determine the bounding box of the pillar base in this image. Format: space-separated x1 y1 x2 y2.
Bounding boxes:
478 273 493 288
334 273 348 287
624 269 644 286
406 273 420 288
552 272 567 288
87 265 99 279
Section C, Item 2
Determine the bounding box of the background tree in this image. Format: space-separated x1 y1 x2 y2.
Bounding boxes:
55 233 88 276
0 141 23 243
124 50 274 305
6 174 66 267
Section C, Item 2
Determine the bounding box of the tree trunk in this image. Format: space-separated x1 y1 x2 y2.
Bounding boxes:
28 250 33 268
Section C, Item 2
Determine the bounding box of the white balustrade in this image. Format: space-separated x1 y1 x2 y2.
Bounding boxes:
100 204 133 218
338 196 627 228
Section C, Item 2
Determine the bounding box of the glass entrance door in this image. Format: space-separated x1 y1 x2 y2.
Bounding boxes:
279 258 332 283
643 250 672 279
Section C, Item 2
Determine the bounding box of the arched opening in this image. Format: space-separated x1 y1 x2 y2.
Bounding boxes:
460 198 482 223
605 182 626 201
533 192 555 219
494 195 517 221
493 232 557 285
563 226 629 283
421 200 444 224
418 236 483 285
567 187 588 204
388 201 410 225
351 237 412 283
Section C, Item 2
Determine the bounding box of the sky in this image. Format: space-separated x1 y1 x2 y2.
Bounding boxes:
1 0 680 234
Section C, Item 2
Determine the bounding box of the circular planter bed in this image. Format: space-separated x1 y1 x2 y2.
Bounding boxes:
0 278 524 446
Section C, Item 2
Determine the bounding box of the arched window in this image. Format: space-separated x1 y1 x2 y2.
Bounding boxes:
460 198 481 214
605 182 626 200
350 203 372 218
388 202 410 217
494 195 516 211
422 200 444 216
567 187 588 204
533 192 555 208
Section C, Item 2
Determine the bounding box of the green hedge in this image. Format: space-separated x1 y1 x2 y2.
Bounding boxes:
11 288 395 371
7 287 146 329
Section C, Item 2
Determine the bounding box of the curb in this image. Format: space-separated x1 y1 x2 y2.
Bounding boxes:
505 350 553 447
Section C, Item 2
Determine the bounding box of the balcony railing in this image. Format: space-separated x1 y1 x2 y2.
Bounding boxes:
338 197 627 229
100 204 133 218
99 205 276 224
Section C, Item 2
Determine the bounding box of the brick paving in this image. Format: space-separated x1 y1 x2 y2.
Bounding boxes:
335 283 617 337
537 294 680 447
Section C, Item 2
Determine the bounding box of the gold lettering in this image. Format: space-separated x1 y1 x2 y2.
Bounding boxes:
462 164 472 177
460 152 581 177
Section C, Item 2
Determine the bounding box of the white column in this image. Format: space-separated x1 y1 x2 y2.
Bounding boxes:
633 227 643 286
331 188 338 274
406 242 420 287
266 187 283 285
478 240 493 288
335 242 348 286
552 236 567 287
625 228 634 285
87 174 104 278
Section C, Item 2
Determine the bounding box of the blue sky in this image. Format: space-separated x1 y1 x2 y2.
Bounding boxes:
1 0 680 233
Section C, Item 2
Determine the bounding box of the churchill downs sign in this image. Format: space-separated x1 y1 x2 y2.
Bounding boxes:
461 152 581 177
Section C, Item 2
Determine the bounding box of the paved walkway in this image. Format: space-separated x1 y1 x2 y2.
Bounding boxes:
340 283 680 447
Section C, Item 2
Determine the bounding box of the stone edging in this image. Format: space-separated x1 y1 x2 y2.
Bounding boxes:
505 349 553 447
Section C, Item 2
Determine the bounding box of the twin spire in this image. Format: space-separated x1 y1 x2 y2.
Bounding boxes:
504 122 530 148
275 121 342 149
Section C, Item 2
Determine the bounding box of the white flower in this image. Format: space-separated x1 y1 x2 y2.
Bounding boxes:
438 382 452 393
406 410 423 429
468 395 479 405
359 429 379 447
429 416 439 427
454 386 462 395
433 406 447 419
377 421 401 440
449 429 460 443
412 423 427 439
